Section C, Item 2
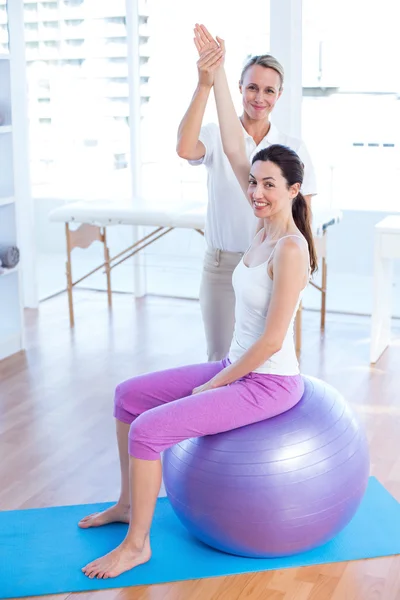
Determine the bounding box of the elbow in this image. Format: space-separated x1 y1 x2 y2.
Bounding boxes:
267 339 283 356
176 145 187 159
255 339 282 370
176 146 188 159
176 139 193 160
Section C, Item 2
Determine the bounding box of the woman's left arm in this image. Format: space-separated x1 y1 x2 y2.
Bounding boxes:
193 25 251 197
194 239 307 393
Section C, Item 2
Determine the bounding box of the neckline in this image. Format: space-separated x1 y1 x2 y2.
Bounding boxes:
242 233 308 270
240 118 276 145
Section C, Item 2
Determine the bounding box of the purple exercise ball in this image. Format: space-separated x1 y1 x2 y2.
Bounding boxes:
163 376 370 558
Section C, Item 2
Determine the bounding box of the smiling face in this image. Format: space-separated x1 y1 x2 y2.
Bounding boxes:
248 160 300 218
240 65 282 122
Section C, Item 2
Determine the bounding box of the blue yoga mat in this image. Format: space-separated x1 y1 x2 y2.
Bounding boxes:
1 477 400 599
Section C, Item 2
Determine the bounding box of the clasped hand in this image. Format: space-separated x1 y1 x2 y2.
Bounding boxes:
194 23 226 87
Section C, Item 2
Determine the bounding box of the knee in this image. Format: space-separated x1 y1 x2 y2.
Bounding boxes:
113 380 140 423
129 412 153 442
114 381 130 412
128 413 162 460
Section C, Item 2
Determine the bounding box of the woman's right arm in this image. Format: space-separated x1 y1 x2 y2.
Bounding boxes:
195 25 250 197
193 26 250 195
176 46 224 160
213 63 251 196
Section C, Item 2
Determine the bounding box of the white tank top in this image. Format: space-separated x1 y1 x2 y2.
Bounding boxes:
228 234 310 376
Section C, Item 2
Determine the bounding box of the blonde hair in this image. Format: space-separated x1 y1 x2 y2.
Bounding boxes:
240 55 284 90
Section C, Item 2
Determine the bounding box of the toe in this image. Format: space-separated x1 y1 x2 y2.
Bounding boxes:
104 570 116 579
81 512 97 521
82 559 99 574
78 516 95 528
88 568 99 579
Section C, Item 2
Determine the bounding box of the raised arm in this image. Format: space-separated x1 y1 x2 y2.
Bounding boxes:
176 40 224 160
194 25 251 196
214 64 251 195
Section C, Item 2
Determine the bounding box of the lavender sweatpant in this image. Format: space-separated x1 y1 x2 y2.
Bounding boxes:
113 358 304 460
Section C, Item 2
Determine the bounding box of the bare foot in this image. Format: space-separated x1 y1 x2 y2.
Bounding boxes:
78 503 130 529
82 536 151 579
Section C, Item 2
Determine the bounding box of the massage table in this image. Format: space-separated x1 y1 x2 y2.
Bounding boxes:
49 200 342 352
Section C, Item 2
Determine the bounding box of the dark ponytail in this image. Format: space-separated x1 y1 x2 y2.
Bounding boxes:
292 192 317 274
252 144 318 274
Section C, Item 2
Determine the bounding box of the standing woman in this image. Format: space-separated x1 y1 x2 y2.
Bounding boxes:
177 25 317 362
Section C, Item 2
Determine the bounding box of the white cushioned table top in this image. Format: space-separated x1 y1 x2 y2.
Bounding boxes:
49 200 342 236
49 200 206 230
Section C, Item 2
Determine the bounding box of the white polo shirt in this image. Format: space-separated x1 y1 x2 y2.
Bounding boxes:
189 121 317 253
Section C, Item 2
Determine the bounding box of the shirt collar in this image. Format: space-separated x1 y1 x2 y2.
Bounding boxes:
264 121 280 144
242 120 280 146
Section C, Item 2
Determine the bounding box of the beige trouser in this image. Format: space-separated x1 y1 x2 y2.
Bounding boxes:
199 247 243 362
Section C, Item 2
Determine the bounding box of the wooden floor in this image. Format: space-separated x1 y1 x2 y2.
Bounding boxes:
1 290 400 600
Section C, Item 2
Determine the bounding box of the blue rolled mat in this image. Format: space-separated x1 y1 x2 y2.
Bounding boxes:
0 244 20 268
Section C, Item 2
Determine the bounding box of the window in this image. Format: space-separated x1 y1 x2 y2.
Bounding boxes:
64 38 84 46
302 0 400 214
105 37 127 44
25 0 132 198
301 0 400 317
64 19 84 27
61 58 83 66
63 0 84 6
40 2 57 9
105 17 125 25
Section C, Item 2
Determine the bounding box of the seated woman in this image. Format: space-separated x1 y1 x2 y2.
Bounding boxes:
78 25 317 580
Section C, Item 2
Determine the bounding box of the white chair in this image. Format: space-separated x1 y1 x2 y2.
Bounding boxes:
370 215 400 364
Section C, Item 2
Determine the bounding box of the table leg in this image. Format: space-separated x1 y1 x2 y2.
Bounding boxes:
65 223 74 328
102 227 112 309
370 244 393 364
321 255 327 330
